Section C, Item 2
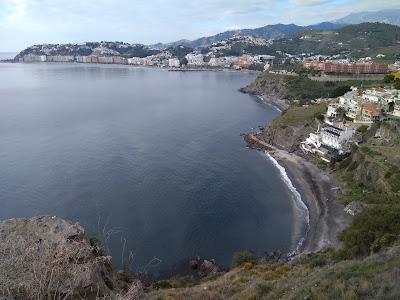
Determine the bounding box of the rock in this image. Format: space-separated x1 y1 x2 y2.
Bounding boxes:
344 201 367 216
199 259 221 277
190 258 200 270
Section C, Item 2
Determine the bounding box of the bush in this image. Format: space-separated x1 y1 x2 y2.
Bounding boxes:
309 255 328 268
339 206 400 258
331 85 351 98
383 74 395 83
232 251 257 268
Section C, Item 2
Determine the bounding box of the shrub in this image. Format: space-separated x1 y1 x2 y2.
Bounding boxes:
339 206 400 258
309 255 328 268
383 74 395 83
232 251 257 268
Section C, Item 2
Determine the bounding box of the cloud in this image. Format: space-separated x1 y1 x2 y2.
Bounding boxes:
289 0 330 4
0 0 399 51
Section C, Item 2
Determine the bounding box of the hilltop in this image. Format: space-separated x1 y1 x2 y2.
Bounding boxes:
267 22 400 59
153 9 400 50
335 9 400 26
153 23 344 49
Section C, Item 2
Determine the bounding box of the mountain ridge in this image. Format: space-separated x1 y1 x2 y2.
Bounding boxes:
153 9 400 49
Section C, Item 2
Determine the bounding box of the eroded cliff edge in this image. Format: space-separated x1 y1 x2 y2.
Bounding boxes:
0 216 143 299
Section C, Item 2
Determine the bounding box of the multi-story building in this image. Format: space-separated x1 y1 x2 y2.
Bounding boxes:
47 56 75 62
127 57 143 65
168 58 180 68
303 61 389 74
185 53 204 66
320 124 355 153
360 103 382 122
22 54 47 62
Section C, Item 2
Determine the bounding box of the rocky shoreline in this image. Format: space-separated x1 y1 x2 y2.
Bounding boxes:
244 134 352 253
239 74 290 111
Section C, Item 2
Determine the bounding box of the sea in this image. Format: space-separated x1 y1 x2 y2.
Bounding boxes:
0 63 307 277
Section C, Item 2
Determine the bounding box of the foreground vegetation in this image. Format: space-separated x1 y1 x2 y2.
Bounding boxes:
147 243 400 299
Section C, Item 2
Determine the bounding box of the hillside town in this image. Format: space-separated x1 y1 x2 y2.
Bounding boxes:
14 32 400 73
301 86 400 162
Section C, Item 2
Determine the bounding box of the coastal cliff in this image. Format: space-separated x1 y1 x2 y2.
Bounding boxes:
246 103 327 153
0 216 143 299
240 73 290 111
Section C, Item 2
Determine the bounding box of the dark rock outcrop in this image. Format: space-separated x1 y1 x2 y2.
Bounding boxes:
189 257 222 277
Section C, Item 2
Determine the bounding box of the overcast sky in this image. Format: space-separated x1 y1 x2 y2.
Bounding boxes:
0 0 399 51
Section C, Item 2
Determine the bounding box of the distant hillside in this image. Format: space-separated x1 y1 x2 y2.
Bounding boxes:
15 42 160 60
153 9 400 50
335 9 400 26
269 22 400 59
154 22 344 49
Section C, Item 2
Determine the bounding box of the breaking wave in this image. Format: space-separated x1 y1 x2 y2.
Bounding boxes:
264 151 310 256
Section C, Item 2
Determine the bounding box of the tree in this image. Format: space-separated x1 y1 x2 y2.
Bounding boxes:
383 74 395 83
179 57 188 66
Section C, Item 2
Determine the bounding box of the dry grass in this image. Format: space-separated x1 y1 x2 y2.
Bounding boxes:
147 244 400 300
0 216 143 300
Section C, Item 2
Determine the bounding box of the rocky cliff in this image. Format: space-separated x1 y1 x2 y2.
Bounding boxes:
246 104 326 153
240 73 290 111
0 216 143 300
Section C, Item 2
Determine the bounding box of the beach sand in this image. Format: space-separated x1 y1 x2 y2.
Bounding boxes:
246 134 352 253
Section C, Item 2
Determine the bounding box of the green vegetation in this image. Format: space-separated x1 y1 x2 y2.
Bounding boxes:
232 251 257 268
333 121 400 261
338 206 400 258
150 276 196 290
383 73 400 90
147 244 400 299
268 23 400 61
383 74 395 83
270 103 327 128
167 46 193 61
248 72 381 104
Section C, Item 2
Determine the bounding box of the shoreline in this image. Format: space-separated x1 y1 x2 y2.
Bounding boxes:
245 134 352 254
239 88 290 112
264 151 309 256
0 61 261 75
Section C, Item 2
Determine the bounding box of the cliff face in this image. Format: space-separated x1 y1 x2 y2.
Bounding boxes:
240 73 290 111
247 104 326 153
0 216 143 300
257 122 314 153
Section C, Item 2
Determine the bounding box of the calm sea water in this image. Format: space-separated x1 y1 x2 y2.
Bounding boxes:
0 63 302 276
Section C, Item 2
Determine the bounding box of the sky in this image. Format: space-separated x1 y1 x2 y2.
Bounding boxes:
0 0 399 51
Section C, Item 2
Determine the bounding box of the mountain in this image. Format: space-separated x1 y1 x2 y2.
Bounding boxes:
335 9 400 26
267 22 400 59
153 22 344 49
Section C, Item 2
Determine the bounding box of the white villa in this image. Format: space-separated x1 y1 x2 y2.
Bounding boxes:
302 124 356 162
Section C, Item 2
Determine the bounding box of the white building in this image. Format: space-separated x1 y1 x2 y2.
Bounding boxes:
326 103 342 118
23 54 47 62
321 125 355 153
302 124 355 160
168 58 180 68
127 57 144 65
185 53 204 66
208 57 236 68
